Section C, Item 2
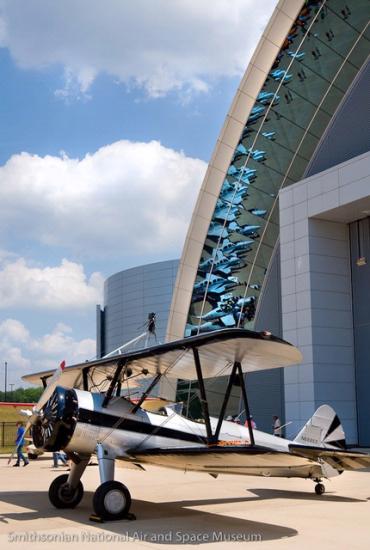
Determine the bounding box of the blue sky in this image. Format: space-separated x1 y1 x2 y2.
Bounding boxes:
0 0 277 385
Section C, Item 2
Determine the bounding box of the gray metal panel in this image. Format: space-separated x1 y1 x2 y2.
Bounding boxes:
249 243 285 433
96 305 105 358
350 218 370 446
306 59 370 177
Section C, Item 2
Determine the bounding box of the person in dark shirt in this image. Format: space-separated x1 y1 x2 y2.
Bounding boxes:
13 422 29 467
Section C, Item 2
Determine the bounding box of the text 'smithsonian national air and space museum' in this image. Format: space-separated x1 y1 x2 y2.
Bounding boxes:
97 0 370 446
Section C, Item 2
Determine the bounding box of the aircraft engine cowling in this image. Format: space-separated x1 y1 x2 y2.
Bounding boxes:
32 386 78 452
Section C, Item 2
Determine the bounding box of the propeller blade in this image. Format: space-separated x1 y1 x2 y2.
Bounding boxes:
29 360 66 424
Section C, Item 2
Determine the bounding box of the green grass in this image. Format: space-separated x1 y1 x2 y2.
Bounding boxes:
0 404 34 422
0 447 14 455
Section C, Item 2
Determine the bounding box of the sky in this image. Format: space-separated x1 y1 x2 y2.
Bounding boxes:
0 0 278 387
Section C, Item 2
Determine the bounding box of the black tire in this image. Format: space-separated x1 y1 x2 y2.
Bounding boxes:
49 474 84 509
315 483 325 495
93 481 131 520
27 453 38 460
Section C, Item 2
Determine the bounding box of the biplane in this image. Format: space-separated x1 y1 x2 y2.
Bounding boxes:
22 328 370 521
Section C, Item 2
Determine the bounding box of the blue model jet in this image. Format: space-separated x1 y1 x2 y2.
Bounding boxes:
257 91 280 106
213 203 241 222
262 130 276 140
248 148 266 162
238 166 257 182
219 187 249 206
198 252 243 277
193 274 240 297
248 105 265 123
185 321 221 336
288 50 305 60
270 69 292 82
207 221 229 239
233 143 248 161
229 222 261 238
248 208 267 218
221 238 254 256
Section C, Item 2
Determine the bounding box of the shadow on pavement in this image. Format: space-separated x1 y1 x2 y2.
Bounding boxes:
245 487 366 503
0 489 297 544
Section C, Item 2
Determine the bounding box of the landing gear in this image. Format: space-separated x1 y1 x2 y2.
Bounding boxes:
314 482 325 495
92 443 133 521
48 454 90 510
49 474 84 508
93 481 132 521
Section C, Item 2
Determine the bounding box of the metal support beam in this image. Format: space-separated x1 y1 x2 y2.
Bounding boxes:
96 444 115 483
213 361 239 442
192 347 213 442
236 362 255 446
67 454 91 489
102 360 126 408
131 373 162 414
82 367 89 391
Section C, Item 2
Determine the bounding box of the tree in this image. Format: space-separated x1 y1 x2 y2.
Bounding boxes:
0 387 43 403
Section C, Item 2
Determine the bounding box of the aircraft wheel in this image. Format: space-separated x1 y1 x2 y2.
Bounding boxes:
93 481 131 520
315 483 325 495
49 474 84 508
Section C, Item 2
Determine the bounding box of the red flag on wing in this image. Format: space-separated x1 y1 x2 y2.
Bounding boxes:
60 360 66 371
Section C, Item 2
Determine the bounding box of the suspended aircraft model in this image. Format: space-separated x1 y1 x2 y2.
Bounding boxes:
22 328 370 521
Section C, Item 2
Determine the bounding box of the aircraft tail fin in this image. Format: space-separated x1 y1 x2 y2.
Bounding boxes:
293 405 346 449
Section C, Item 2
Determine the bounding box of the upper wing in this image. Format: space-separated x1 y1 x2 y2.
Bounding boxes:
289 444 370 471
23 327 302 387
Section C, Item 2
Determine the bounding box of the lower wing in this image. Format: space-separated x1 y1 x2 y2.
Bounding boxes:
121 445 322 478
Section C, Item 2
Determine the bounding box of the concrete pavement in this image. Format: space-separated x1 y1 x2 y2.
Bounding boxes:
0 454 369 549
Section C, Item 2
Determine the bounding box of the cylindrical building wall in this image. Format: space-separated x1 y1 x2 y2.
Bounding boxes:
97 260 179 357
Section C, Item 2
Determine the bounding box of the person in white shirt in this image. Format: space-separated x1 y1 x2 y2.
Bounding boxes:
272 415 282 437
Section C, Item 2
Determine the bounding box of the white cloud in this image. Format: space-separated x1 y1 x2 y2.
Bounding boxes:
0 257 103 310
0 318 96 383
31 322 96 362
0 0 278 98
0 140 206 261
0 318 30 342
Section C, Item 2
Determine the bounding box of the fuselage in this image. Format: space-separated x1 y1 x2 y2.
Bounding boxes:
54 389 323 479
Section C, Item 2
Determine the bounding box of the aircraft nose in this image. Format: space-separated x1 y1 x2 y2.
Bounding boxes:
32 386 78 451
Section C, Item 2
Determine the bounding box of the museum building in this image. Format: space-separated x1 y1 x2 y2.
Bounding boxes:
98 0 370 445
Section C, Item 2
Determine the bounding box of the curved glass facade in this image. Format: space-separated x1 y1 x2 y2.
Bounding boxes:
186 0 370 336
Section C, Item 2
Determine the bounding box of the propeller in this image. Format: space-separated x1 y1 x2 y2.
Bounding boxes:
32 388 62 448
24 360 67 441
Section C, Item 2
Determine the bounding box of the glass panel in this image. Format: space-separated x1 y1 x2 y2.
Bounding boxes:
185 0 370 335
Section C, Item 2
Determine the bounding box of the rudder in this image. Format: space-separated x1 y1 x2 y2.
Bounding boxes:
293 405 346 449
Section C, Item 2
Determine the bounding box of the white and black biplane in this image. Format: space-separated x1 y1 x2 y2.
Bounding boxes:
22 328 370 520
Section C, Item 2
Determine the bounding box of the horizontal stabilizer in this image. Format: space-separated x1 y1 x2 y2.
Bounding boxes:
289 444 370 471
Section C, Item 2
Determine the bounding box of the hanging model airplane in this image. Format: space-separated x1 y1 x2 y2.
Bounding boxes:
22 328 370 521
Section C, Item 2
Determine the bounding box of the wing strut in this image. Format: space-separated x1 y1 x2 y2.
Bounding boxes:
237 361 255 446
193 347 213 441
213 361 239 442
131 373 162 414
102 359 126 408
192 349 256 447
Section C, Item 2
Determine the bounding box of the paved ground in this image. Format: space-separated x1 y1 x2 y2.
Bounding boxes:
0 454 369 549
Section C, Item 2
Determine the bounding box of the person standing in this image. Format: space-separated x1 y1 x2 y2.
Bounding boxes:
52 452 68 468
13 422 29 467
272 415 282 437
245 416 256 429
